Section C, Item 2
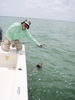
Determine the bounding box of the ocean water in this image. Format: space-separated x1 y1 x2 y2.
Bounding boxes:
0 16 75 100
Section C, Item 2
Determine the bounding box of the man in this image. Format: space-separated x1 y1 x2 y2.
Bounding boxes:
1 20 42 51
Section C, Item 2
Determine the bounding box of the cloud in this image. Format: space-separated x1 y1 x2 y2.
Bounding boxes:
0 0 75 21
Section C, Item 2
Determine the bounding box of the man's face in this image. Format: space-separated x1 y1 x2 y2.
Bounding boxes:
22 23 28 30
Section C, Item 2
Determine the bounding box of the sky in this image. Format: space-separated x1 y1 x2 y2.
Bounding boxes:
0 0 75 21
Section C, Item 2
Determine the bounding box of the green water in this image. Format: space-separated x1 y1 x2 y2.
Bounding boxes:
0 16 75 100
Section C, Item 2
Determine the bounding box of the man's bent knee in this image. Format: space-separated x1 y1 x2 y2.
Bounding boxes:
1 39 10 52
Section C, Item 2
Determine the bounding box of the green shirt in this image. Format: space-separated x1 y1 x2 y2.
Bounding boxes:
6 22 40 45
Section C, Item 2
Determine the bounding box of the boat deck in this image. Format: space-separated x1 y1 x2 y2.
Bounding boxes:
0 45 28 100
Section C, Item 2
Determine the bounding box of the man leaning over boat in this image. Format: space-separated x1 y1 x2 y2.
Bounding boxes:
1 20 42 52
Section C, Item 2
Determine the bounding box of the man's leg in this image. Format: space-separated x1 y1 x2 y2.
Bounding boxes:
1 39 10 52
11 40 22 51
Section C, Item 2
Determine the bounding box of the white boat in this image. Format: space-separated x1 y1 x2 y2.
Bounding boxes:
0 45 28 100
